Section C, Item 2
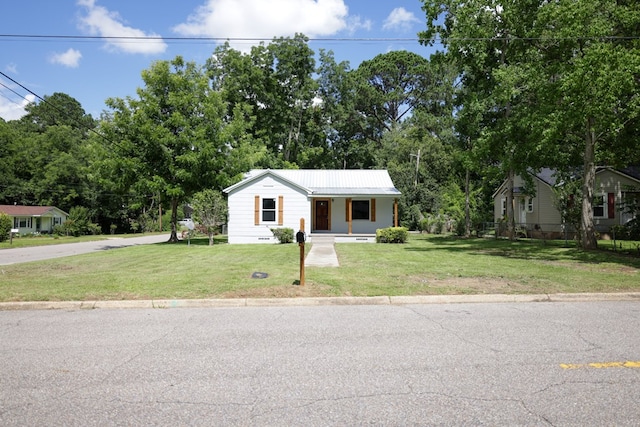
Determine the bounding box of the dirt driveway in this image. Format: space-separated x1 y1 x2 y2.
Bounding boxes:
0 234 170 266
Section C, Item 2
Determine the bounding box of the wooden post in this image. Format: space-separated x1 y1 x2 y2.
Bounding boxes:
394 198 398 227
299 218 305 286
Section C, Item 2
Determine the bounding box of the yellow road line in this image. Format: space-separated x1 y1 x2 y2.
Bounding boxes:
560 361 640 369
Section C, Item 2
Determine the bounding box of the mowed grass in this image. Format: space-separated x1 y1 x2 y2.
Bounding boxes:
1 234 639 302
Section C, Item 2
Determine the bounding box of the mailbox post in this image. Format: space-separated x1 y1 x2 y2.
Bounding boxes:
296 218 306 286
10 228 18 245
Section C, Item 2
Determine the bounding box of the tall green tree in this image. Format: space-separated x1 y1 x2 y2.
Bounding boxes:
19 92 95 133
353 51 434 146
531 0 640 248
315 49 368 168
102 56 258 242
420 1 551 240
1 94 96 213
207 35 322 168
421 0 640 247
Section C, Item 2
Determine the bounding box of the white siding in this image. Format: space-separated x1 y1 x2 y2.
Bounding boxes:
227 175 310 244
593 169 640 229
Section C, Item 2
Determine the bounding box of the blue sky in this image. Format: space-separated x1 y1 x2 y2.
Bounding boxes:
0 0 439 120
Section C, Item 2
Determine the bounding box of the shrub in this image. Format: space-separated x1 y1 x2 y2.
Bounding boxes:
270 227 294 244
53 224 66 236
418 218 430 233
0 212 11 242
376 227 408 243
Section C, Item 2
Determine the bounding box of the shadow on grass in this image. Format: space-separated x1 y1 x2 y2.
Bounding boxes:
155 235 229 246
405 234 640 268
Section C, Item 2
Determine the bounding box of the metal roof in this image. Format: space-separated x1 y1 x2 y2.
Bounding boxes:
225 169 401 196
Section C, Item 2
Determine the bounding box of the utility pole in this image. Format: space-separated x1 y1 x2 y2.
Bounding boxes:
410 148 421 188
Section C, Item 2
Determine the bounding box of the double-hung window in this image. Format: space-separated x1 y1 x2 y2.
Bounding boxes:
254 195 283 225
262 198 276 222
593 195 605 218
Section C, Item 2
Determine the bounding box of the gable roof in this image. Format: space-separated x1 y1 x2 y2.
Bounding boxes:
491 168 558 199
0 205 68 217
224 169 401 197
598 166 640 183
492 166 640 199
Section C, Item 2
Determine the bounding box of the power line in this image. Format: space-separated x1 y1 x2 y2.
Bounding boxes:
0 34 419 43
0 70 118 148
0 81 31 107
0 33 637 43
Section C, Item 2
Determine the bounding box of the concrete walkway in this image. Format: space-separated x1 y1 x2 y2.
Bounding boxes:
305 235 339 267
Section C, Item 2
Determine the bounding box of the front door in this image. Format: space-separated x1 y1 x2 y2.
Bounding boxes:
315 199 330 231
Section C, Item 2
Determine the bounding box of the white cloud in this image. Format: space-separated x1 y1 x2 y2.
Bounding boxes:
76 0 167 55
346 15 372 35
173 0 349 45
0 93 35 121
49 49 83 68
4 63 18 74
382 7 420 31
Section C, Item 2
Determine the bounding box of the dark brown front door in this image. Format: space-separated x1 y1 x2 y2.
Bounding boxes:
315 200 329 230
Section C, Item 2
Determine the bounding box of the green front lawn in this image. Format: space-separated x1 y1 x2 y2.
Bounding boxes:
1 234 639 302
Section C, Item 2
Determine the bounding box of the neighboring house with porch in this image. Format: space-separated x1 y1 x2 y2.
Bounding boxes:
223 169 401 244
492 167 640 238
0 205 68 234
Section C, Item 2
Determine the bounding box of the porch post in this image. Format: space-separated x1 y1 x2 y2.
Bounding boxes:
394 198 398 227
346 198 352 235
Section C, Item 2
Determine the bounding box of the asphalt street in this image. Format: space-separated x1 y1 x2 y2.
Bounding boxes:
1 301 639 426
0 234 171 265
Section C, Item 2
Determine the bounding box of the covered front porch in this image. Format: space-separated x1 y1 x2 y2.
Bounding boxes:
309 196 399 235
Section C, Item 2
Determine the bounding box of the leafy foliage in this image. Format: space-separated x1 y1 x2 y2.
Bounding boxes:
270 227 294 244
376 227 409 243
57 206 100 237
191 189 228 246
0 212 11 242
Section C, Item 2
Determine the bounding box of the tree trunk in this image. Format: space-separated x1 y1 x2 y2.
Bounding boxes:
580 117 598 249
506 168 516 240
168 197 179 243
464 167 471 237
209 232 214 246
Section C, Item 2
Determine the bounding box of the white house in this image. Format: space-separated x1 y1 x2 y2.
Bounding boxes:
0 205 68 235
223 169 402 244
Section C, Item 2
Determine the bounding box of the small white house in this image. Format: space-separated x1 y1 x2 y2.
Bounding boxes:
0 205 68 234
223 169 402 244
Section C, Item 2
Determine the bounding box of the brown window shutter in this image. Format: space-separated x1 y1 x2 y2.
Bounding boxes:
371 198 376 222
278 195 284 225
254 195 260 225
346 198 351 221
608 193 615 219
